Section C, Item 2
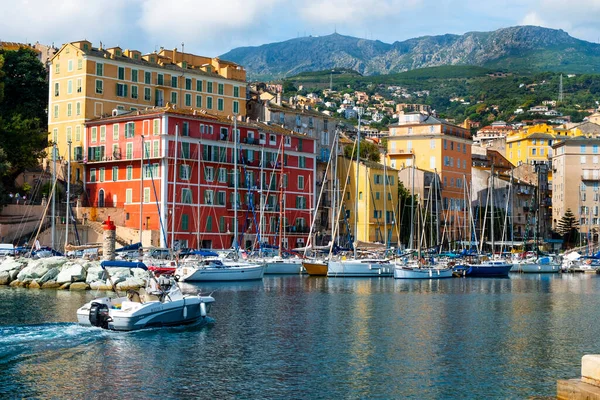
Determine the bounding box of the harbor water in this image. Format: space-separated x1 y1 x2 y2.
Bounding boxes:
1 273 600 399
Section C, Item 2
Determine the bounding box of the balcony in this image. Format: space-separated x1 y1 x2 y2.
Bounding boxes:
582 171 600 181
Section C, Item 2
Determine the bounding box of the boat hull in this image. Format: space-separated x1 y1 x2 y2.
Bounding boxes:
465 263 513 277
264 261 304 274
514 263 560 273
394 267 453 279
303 261 328 276
327 260 393 277
177 264 265 281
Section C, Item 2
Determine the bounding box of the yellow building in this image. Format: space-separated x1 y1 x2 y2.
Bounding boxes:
387 113 473 246
336 156 399 246
48 40 247 182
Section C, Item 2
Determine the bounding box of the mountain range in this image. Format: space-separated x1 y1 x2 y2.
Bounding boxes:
220 26 600 80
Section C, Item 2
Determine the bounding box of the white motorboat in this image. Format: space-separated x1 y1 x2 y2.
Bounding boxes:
175 258 266 282
76 261 214 331
327 258 393 277
513 255 560 273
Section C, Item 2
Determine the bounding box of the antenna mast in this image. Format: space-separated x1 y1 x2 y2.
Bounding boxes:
558 74 564 103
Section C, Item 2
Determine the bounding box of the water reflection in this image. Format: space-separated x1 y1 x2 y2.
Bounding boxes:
3 274 600 398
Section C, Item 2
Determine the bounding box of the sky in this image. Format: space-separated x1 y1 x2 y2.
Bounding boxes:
2 0 600 57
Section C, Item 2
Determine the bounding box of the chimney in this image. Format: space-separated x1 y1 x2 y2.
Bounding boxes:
276 92 282 106
172 47 177 63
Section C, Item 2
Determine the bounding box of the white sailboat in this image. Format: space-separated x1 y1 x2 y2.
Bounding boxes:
175 117 265 282
328 111 393 277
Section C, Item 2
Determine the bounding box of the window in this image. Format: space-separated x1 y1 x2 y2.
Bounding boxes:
153 140 159 157
99 168 105 182
233 101 239 114
171 91 177 104
91 127 98 143
143 71 150 84
185 93 192 107
96 63 103 76
116 83 128 97
131 85 138 99
182 188 193 204
77 59 82 70
581 145 586 153
118 67 125 80
143 141 150 158
67 80 73 94
95 80 103 94
126 189 132 204
126 143 133 160
67 103 72 117
90 169 96 182
185 78 192 90
207 82 213 93
171 76 178 88
130 69 138 82
142 87 151 101
180 164 191 180
298 176 304 190
218 168 227 182
100 126 106 142
206 97 213 109
532 148 537 156
110 166 118 182
217 191 226 206
196 80 203 92
233 86 239 97
181 142 190 159
54 82 60 97
75 101 81 116
196 95 202 108
75 126 81 142
66 127 72 142
126 166 133 180
125 122 135 138
581 156 587 164
205 166 214 181
299 156 306 168
157 74 164 86
182 122 189 136
296 196 306 209
204 190 214 205
144 188 151 203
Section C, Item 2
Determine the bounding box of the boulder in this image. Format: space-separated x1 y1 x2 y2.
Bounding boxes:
9 280 23 287
29 281 41 289
56 263 87 284
90 281 113 291
69 282 90 291
39 268 60 284
58 282 71 290
41 281 61 289
85 264 105 284
0 257 27 273
17 257 67 281
0 271 10 285
116 277 146 290
9 269 19 282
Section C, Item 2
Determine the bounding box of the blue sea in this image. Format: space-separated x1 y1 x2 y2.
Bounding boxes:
1 273 598 399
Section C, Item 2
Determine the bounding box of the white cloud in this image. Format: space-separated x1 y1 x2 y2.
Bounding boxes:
520 12 547 28
299 0 422 24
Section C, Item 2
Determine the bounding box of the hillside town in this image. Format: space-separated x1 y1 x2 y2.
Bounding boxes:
0 39 599 255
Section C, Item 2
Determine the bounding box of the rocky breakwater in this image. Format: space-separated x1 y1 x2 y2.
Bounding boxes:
0 257 149 291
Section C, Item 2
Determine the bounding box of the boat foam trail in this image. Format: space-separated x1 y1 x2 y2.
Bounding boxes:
0 323 109 365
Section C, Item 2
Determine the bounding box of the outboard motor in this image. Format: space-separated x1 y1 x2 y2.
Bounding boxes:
89 302 111 329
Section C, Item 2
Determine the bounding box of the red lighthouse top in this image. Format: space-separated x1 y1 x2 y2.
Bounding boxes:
102 216 116 231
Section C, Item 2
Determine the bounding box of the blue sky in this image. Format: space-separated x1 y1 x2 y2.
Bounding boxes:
2 0 600 57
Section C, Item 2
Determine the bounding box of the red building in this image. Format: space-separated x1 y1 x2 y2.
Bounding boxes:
83 106 316 250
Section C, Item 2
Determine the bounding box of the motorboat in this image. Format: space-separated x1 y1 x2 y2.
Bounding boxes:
302 259 328 276
175 258 266 282
462 258 513 277
262 256 304 274
512 255 561 273
76 261 215 331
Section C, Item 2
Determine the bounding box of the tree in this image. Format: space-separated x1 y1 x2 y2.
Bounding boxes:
556 208 579 248
0 48 48 203
343 139 380 162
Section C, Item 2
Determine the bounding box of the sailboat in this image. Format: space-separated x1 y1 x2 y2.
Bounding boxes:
463 167 512 277
394 169 452 279
327 114 393 277
175 117 266 282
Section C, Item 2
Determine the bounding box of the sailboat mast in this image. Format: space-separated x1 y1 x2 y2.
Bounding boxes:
490 164 495 255
233 116 239 253
139 134 144 245
197 137 202 248
51 142 56 250
259 146 264 255
331 131 338 246
384 151 387 248
65 140 71 251
409 155 415 250
170 125 179 249
354 111 361 259
278 141 284 257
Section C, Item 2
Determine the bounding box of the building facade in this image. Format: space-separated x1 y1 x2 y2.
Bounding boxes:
387 113 473 246
83 106 315 250
48 40 247 184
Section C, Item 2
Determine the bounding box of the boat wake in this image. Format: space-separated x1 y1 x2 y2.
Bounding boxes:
0 323 110 366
